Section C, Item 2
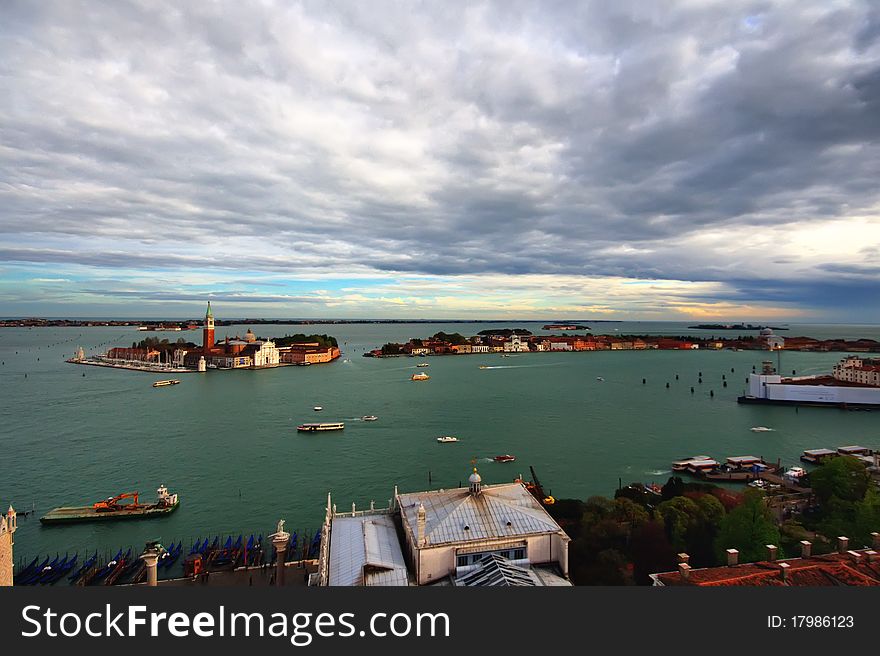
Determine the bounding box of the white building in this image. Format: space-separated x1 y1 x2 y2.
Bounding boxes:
471 345 491 353
252 340 280 367
503 334 530 352
316 468 571 587
833 357 880 387
744 361 880 407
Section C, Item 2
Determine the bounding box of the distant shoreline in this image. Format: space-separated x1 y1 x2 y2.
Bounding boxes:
0 318 624 328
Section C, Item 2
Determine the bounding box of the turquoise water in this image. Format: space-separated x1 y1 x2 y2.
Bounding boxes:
2 321 879 565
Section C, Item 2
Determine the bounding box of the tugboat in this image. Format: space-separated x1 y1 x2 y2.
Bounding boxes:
493 454 516 463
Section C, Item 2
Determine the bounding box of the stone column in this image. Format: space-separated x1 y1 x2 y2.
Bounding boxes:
141 543 161 587
270 520 290 587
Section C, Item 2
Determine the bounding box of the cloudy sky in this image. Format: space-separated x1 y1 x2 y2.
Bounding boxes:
2 1 879 320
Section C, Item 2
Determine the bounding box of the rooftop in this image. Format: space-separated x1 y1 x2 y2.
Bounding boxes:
327 512 409 587
397 482 565 547
653 550 880 586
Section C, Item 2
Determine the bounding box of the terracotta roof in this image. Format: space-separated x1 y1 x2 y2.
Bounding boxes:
655 551 880 586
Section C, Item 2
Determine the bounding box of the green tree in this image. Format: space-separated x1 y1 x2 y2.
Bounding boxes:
715 489 780 564
811 457 870 505
657 496 701 551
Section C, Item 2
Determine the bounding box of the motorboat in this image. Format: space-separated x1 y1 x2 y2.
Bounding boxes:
361 415 379 422
411 372 430 381
152 380 180 387
750 426 774 432
493 454 516 463
596 376 605 382
417 363 430 368
479 365 489 370
314 406 323 411
437 436 459 443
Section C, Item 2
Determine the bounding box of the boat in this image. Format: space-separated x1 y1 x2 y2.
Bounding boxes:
750 426 774 432
479 365 489 370
313 406 323 411
493 454 516 463
596 376 605 382
417 363 430 368
411 372 430 381
40 484 180 524
152 379 180 387
297 422 345 432
437 436 459 443
361 415 379 421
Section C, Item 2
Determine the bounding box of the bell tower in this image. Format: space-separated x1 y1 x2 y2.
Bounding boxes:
202 301 215 352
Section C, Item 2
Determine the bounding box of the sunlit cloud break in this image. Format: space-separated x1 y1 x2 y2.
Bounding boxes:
1 1 879 319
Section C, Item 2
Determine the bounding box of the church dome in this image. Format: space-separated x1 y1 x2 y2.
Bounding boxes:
245 328 256 343
468 469 482 485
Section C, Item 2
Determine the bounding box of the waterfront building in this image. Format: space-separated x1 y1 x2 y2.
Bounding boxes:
760 328 785 350
315 468 571 587
741 359 880 407
471 345 491 353
0 506 16 587
833 356 880 387
652 536 880 586
503 334 530 352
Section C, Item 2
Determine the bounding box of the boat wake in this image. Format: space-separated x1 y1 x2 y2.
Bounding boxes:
647 469 669 476
480 363 564 370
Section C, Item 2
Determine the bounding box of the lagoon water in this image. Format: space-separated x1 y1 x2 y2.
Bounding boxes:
2 320 879 564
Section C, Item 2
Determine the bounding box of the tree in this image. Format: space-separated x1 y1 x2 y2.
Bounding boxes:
657 496 700 552
630 521 677 585
811 457 870 505
715 489 781 564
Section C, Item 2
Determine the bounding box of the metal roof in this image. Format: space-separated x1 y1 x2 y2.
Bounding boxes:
397 482 564 547
328 513 409 587
455 554 537 587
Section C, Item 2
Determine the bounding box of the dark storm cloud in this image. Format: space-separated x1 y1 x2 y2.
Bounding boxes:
1 0 879 316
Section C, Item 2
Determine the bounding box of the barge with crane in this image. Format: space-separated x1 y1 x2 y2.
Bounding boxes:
40 485 180 524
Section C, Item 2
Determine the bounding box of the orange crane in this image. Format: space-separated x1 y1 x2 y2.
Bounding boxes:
93 492 142 512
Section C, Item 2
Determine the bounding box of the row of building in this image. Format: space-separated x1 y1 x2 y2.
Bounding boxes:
102 303 339 370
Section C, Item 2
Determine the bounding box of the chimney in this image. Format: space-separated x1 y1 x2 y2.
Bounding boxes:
778 562 790 582
865 550 878 563
847 550 863 565
837 536 849 553
677 553 690 565
416 503 426 547
800 540 812 559
678 563 691 581
871 532 880 549
766 544 778 562
726 548 739 566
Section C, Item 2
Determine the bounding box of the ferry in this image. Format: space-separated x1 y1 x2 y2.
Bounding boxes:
297 422 345 432
493 454 516 463
437 436 459 443
361 415 379 422
152 379 180 387
41 485 179 524
411 372 430 381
